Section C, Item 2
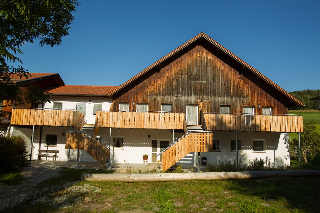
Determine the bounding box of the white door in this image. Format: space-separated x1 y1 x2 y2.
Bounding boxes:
186 105 198 125
152 140 169 162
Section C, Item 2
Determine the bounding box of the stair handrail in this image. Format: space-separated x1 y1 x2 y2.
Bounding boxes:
157 132 190 156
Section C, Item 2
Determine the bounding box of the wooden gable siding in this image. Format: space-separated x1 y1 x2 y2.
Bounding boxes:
112 43 288 115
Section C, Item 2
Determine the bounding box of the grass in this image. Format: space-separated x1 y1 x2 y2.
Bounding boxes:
288 109 320 141
0 171 24 186
10 176 320 212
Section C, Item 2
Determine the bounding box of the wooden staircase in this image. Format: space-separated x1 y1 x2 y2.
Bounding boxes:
65 132 110 166
160 131 213 172
65 115 110 167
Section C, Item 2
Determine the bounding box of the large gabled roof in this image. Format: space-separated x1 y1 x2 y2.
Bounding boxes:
47 85 118 97
109 32 303 107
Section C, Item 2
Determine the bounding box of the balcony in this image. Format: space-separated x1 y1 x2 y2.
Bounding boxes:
10 109 84 127
96 111 185 130
203 113 303 133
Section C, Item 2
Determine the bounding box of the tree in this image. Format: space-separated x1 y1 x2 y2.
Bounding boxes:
292 121 320 164
0 0 79 103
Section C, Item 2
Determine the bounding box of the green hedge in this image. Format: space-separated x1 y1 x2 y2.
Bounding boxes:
0 136 28 171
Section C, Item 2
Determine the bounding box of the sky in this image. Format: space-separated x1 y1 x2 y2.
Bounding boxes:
16 0 320 92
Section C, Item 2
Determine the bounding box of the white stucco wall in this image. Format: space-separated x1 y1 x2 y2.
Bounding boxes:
11 124 291 168
11 126 97 162
43 96 112 124
193 131 290 168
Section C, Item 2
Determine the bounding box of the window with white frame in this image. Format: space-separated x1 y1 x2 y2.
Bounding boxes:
53 102 62 110
93 103 102 115
231 140 242 151
113 137 124 148
253 140 264 151
161 104 172 112
262 107 272 115
119 103 129 112
212 139 220 151
220 105 230 114
136 103 148 112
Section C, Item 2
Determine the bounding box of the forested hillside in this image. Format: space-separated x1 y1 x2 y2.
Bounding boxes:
290 89 320 109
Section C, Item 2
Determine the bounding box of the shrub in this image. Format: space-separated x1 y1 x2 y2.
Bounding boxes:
246 158 265 171
0 136 28 171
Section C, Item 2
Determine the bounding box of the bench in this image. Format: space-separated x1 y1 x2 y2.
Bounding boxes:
38 145 59 161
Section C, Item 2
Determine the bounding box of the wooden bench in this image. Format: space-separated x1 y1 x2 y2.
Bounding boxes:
38 145 59 161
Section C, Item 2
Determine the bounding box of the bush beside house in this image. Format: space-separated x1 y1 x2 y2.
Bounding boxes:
0 136 28 171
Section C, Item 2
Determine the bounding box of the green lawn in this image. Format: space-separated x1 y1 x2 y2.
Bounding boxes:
288 110 320 141
11 175 320 213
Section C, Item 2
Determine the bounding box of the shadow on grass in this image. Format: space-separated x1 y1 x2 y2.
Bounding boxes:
5 167 113 213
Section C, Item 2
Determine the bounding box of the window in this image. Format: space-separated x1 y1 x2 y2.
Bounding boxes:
136 103 148 112
93 104 102 115
76 103 86 114
253 140 264 151
243 107 254 115
119 103 129 112
161 104 172 112
220 105 230 114
113 137 123 148
212 139 220 151
231 140 242 151
46 134 57 146
262 107 272 115
53 102 62 110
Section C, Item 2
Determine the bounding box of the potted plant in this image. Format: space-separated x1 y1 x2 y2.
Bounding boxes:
143 154 148 160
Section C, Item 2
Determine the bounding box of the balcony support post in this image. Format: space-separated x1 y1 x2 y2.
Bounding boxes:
173 129 175 143
298 132 301 168
30 125 35 163
236 130 239 170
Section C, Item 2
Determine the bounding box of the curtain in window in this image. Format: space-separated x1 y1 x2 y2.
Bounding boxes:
93 104 102 115
76 103 86 114
136 104 148 112
119 103 129 112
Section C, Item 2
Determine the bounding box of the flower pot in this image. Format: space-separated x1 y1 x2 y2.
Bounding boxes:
143 156 148 160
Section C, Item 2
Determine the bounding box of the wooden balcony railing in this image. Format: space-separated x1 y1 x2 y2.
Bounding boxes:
96 111 185 130
10 109 84 127
203 114 303 133
66 132 110 166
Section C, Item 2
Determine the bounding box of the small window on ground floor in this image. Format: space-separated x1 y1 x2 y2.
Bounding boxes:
231 140 242 151
46 134 57 146
113 137 123 148
253 140 264 151
212 139 220 151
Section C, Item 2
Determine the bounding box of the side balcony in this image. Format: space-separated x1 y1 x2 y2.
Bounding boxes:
203 113 303 133
10 108 84 128
95 111 186 130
